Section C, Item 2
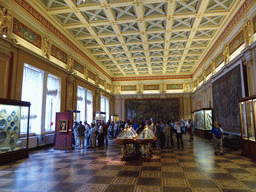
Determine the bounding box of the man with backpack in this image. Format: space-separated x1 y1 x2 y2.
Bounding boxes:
77 121 85 149
211 121 224 155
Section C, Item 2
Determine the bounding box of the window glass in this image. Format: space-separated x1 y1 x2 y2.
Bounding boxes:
21 64 43 134
87 90 93 124
106 97 109 122
45 74 61 131
77 86 86 123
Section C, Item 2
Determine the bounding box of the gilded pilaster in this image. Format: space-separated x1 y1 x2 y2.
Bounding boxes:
66 75 75 111
243 18 252 46
223 44 229 65
42 36 51 59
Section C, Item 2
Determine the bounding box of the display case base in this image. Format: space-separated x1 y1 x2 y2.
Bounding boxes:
0 149 29 165
242 139 256 159
194 129 212 139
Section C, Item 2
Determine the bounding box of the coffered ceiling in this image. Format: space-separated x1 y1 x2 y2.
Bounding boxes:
32 0 241 77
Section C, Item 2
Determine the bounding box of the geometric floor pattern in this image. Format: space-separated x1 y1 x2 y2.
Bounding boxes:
0 136 256 192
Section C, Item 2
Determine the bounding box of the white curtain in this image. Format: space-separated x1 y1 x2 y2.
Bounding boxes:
45 74 60 131
77 86 86 123
101 95 106 112
21 64 43 134
87 90 93 124
106 97 109 122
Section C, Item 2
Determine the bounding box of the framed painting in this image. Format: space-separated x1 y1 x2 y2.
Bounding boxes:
59 120 68 133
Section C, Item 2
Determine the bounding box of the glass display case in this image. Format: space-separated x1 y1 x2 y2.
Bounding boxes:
239 96 256 141
239 95 256 159
0 98 30 164
137 126 155 140
193 108 213 130
116 127 138 140
95 111 106 123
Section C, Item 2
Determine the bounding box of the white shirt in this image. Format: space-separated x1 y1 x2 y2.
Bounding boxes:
174 124 181 133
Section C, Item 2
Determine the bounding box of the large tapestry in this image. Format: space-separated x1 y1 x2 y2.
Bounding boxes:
125 99 179 123
212 65 242 134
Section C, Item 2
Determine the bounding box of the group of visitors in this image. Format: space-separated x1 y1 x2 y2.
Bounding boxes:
72 120 109 149
111 119 194 150
72 118 224 155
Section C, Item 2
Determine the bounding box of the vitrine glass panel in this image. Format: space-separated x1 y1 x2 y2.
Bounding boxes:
246 101 255 141
194 110 204 130
137 127 155 139
0 104 29 153
205 110 212 130
240 102 248 139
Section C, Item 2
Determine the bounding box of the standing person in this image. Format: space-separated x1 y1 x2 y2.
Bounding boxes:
154 121 162 149
174 120 184 150
133 121 139 131
77 121 85 149
73 121 79 147
163 121 171 148
84 121 90 147
102 120 108 146
160 120 166 148
98 122 104 147
90 123 97 148
114 121 120 138
211 121 224 155
187 119 194 142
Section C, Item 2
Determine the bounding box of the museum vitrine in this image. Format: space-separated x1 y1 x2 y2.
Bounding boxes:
192 108 213 139
0 98 30 164
239 96 256 158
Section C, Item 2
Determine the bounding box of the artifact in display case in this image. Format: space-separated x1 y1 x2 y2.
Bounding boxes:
115 127 138 158
0 99 30 164
239 96 256 159
193 108 212 130
95 111 106 123
192 108 213 139
136 126 156 159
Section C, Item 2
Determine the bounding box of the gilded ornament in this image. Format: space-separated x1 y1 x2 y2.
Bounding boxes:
43 36 51 59
0 6 12 34
68 54 74 71
243 19 252 46
223 44 229 64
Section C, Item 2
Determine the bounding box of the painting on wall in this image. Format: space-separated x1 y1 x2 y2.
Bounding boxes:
74 61 84 74
229 31 244 55
143 84 159 90
13 18 41 48
215 53 224 68
125 99 179 123
212 65 242 134
51 45 68 64
166 84 183 90
121 85 136 91
88 70 96 81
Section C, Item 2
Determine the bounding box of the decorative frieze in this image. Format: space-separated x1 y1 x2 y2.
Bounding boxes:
51 45 68 64
13 18 41 48
74 60 84 74
215 52 224 68
166 84 183 90
121 85 136 91
143 84 159 91
229 31 244 55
